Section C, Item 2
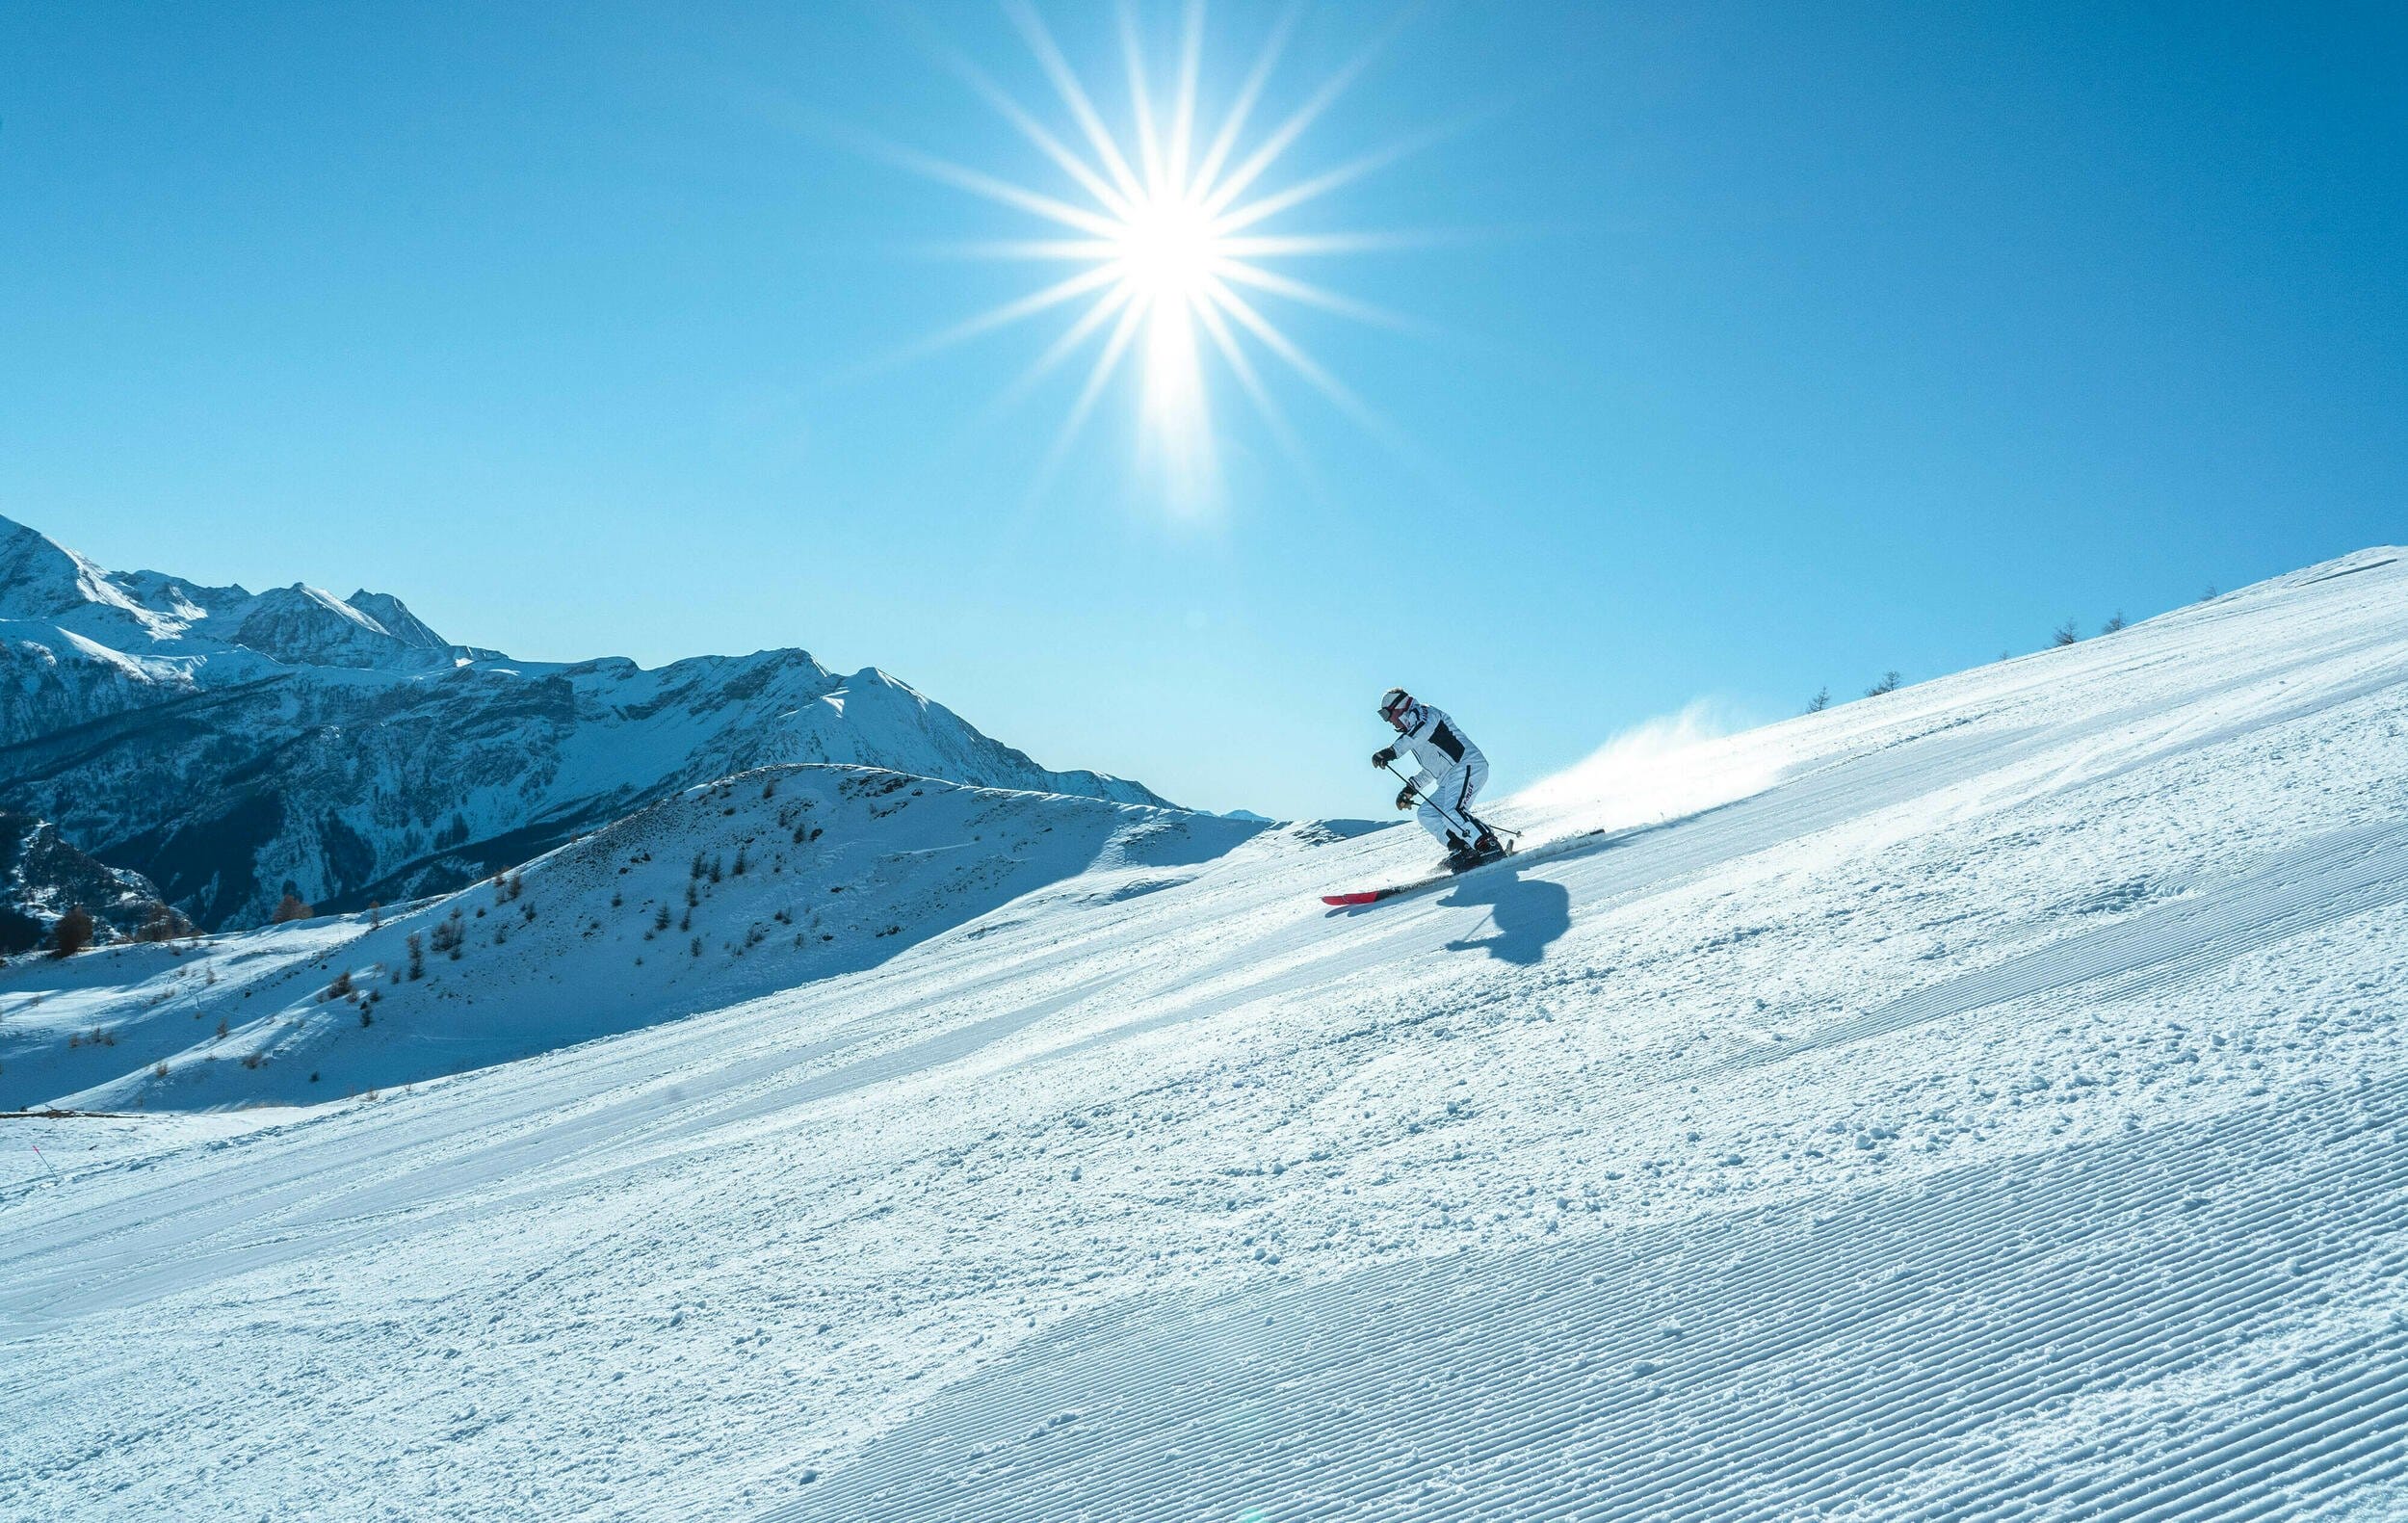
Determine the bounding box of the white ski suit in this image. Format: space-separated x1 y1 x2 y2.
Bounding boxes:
1386 702 1489 849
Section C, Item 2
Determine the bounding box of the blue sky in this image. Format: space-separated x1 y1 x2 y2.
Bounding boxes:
5 1 2401 818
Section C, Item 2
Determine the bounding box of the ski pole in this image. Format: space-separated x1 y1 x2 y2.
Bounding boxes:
31 1144 64 1186
1382 761 1516 842
1384 761 1478 837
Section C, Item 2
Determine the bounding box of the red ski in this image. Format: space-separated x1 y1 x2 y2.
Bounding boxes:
1321 882 1429 906
1319 827 1606 908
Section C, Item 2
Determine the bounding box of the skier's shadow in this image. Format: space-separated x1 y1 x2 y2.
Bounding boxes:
1437 860 1570 965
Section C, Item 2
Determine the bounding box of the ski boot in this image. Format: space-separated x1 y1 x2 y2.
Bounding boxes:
1449 826 1505 868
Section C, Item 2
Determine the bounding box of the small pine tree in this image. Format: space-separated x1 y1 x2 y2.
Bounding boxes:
406 931 426 981
1805 686 1830 714
2102 611 2126 634
731 845 749 877
2051 619 2080 647
326 969 353 1001
48 905 95 958
368 900 382 929
654 903 672 932
271 893 314 924
1864 670 1901 697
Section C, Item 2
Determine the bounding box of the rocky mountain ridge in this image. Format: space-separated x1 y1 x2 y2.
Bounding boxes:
0 811 177 955
0 514 1170 930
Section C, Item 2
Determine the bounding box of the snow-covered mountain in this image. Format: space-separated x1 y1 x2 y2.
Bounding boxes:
0 812 176 955
0 514 1167 930
3 548 2404 1520
0 766 1267 1111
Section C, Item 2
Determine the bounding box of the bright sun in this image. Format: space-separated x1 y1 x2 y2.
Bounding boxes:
1113 191 1222 304
872 2 1428 510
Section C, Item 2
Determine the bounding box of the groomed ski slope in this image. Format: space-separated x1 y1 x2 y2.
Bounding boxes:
4 551 2407 1520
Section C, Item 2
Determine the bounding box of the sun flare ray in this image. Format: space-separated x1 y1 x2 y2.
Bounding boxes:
938 48 1137 221
1206 277 1393 441
1190 3 1296 197
997 284 1136 412
888 2 1439 508
1166 0 1205 190
1005 2 1149 207
864 132 1123 238
1118 5 1166 194
1192 294 1315 478
1212 262 1418 331
922 236 1123 261
1196 17 1401 218
896 262 1126 365
1034 296 1151 489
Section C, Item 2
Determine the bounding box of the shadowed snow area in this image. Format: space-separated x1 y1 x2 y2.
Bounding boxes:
4 551 2407 1519
0 768 1266 1111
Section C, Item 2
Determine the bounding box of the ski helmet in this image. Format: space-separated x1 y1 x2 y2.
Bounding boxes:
1378 687 1414 726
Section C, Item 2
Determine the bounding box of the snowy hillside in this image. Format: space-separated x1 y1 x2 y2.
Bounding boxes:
0 513 1168 930
3 549 2405 1519
0 767 1266 1111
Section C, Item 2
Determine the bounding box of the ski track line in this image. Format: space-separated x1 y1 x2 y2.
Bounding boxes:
0 874 1165 1322
759 1094 2407 1521
0 962 1131 1323
824 1151 2389 1523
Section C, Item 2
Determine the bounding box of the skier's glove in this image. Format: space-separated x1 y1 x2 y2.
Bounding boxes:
1372 746 1398 769
1395 782 1418 811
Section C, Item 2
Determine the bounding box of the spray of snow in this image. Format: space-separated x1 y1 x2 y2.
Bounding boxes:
1505 700 1784 832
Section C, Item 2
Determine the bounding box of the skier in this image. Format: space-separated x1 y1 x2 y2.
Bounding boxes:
1373 687 1504 871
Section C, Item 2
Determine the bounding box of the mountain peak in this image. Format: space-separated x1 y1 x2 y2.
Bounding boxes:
0 511 1178 929
0 515 147 624
345 591 449 649
227 584 457 670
